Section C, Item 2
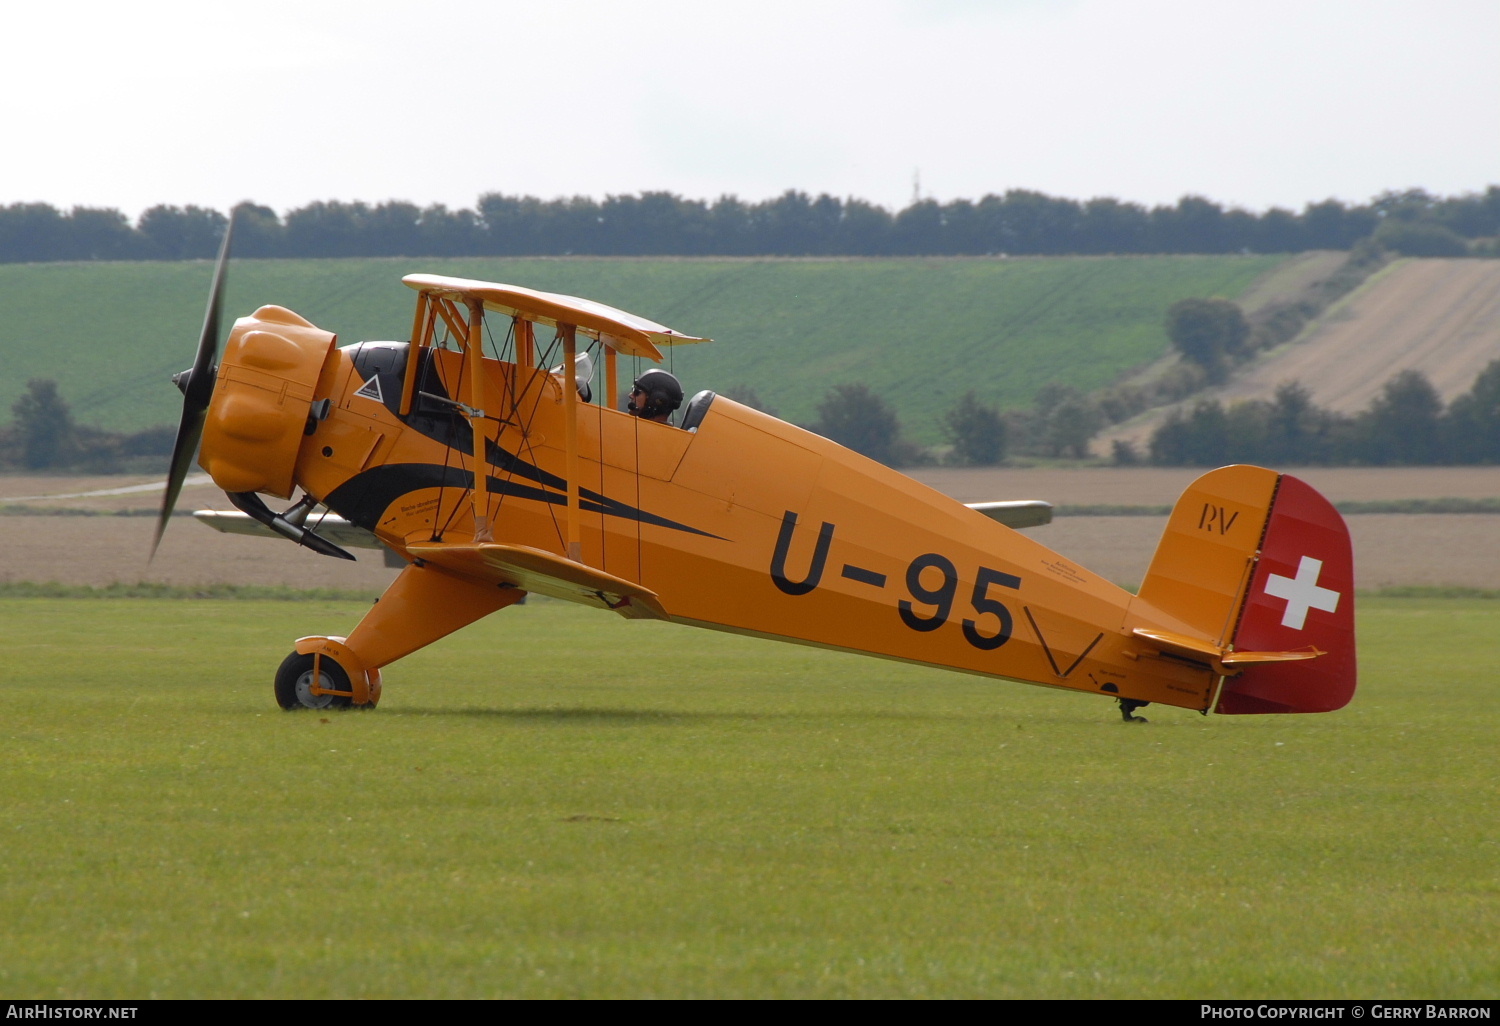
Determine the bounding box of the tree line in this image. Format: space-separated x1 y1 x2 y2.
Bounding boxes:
6 361 1500 475
2 380 174 474
3 186 1497 264
652 358 1500 471
1144 363 1500 467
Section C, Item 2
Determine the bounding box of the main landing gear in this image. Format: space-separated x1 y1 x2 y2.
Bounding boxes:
274 647 381 710
1118 698 1150 723
266 565 524 712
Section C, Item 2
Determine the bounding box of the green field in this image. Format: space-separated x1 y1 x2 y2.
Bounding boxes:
0 254 1285 443
1 596 1494 998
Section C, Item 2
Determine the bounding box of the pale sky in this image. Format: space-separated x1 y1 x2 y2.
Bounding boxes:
4 0 1496 218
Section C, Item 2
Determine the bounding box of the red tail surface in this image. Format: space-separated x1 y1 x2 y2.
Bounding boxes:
1218 474 1356 714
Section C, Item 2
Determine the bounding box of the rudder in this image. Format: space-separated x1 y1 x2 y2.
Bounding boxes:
1218 474 1356 714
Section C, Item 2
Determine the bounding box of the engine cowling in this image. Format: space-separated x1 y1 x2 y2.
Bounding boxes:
199 305 339 498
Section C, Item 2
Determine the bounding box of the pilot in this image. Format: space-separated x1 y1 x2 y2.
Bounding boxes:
627 369 683 424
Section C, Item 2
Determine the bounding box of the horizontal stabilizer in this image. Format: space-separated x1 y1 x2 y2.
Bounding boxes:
1131 627 1322 674
1220 648 1322 667
966 500 1053 530
408 541 669 621
1131 627 1221 661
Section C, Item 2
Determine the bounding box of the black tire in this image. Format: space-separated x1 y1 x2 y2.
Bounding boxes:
274 651 355 711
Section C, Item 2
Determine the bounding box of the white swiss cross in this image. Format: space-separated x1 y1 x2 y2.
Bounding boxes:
1264 555 1340 630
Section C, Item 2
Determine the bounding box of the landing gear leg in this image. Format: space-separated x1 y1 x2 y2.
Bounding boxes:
1118 698 1150 723
272 565 523 712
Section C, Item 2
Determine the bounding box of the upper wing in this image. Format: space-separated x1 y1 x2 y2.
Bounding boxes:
403 274 711 361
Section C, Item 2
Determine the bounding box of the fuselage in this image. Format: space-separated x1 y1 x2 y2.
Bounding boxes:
283 338 1218 711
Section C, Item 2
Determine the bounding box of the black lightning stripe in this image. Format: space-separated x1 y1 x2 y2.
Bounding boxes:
324 463 723 539
326 363 723 539
401 390 696 528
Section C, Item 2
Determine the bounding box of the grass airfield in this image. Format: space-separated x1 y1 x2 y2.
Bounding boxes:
1 596 1495 998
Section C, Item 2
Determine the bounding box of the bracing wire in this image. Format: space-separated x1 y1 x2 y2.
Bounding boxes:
483 318 518 523
508 327 568 551
433 323 472 541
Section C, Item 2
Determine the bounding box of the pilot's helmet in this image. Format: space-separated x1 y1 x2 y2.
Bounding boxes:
631 369 684 417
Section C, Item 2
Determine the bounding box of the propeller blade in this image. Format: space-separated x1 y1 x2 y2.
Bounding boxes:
151 216 235 558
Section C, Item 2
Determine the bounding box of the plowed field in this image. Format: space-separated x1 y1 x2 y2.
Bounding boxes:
1229 259 1500 411
3 468 1494 590
917 466 1500 588
1098 258 1500 454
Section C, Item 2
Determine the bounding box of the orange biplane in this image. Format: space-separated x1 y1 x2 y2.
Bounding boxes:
156 229 1356 721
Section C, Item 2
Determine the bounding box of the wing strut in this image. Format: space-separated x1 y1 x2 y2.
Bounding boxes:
604 347 618 417
562 323 582 562
466 297 494 542
517 319 535 393
399 291 427 417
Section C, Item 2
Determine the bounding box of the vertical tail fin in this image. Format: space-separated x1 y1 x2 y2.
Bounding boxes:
1133 466 1356 715
1135 465 1280 648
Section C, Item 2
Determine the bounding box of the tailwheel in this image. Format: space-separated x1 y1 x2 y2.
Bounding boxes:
1118 698 1150 723
275 651 365 711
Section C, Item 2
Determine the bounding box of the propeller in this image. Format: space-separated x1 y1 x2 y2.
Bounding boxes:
151 217 234 558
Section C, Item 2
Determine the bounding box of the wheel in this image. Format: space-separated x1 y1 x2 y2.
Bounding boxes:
275 651 355 711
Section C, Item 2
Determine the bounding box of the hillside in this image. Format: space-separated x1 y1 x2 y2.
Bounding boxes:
1096 257 1500 455
0 255 1284 444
